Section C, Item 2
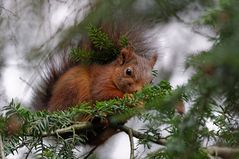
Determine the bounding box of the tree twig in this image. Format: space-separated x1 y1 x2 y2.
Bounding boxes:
207 146 239 159
173 13 217 40
119 125 166 146
0 6 18 17
41 122 92 137
0 135 5 159
127 128 134 159
83 146 98 159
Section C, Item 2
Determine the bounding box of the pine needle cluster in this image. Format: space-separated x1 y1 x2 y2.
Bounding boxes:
70 25 128 64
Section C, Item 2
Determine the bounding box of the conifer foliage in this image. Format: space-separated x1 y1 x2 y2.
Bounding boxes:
1 0 239 159
0 82 172 158
70 25 128 64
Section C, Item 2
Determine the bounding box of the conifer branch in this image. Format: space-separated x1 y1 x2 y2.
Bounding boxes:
119 125 167 146
41 122 92 137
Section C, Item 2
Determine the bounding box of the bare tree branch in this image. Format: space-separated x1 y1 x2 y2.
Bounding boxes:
0 5 17 17
173 13 217 40
0 135 5 159
207 146 239 159
83 146 98 159
119 125 167 146
127 128 134 159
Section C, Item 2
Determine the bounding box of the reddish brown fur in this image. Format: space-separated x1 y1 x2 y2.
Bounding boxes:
48 66 91 111
47 48 157 112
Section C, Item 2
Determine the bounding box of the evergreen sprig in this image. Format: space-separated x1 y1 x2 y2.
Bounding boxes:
87 24 116 52
70 25 129 64
69 48 93 64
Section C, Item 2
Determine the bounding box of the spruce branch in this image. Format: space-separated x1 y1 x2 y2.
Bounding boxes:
69 25 131 64
87 24 116 52
119 125 167 146
2 81 174 158
41 122 92 137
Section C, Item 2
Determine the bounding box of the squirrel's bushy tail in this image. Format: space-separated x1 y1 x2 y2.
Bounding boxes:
31 52 77 110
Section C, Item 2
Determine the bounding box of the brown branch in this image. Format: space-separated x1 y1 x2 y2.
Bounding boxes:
83 146 98 159
207 146 239 159
45 123 239 159
7 115 239 159
41 121 92 137
0 135 5 159
119 125 166 146
127 128 134 159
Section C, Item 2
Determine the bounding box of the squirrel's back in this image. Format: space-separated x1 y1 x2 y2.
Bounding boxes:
43 47 157 112
47 66 91 111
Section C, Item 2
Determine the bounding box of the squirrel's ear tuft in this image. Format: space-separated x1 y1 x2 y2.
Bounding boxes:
149 53 158 68
118 47 134 65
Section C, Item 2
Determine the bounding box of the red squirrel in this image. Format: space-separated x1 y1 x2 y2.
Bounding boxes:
46 47 157 111
34 47 157 145
7 24 158 145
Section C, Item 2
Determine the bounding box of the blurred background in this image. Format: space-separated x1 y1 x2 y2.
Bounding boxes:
0 0 217 158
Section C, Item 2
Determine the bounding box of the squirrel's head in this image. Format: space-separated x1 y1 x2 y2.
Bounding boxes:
112 47 158 93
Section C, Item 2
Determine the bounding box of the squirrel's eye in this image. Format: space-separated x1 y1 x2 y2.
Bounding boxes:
125 68 132 76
